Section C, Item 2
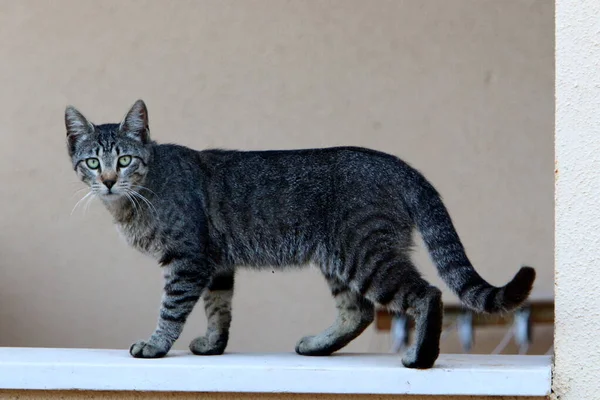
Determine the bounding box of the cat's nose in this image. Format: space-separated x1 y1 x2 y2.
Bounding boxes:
103 179 116 190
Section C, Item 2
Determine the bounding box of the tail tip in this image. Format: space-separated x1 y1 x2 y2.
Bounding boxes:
503 265 536 309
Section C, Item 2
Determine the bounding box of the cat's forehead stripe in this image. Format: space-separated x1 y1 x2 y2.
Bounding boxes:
96 130 117 154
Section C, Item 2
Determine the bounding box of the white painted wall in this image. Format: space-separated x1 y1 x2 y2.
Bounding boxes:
554 0 600 398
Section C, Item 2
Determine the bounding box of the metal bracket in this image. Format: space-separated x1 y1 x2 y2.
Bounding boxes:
390 314 410 353
457 310 474 353
513 306 532 354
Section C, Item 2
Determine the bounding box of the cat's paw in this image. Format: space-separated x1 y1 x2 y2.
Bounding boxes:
295 335 335 356
129 340 168 358
401 347 437 369
189 335 227 356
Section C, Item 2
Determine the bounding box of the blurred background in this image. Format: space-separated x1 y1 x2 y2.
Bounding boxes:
0 0 553 355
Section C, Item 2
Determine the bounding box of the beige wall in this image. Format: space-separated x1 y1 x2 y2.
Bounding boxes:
0 0 553 355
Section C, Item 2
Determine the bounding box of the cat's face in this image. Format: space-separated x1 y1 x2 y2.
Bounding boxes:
65 100 152 201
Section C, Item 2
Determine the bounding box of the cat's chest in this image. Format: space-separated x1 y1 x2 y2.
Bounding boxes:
116 220 162 259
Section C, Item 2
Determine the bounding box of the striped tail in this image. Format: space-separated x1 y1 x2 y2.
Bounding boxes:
400 166 536 314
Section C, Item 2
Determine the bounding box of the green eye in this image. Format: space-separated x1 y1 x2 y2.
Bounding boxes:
86 158 100 169
118 155 132 167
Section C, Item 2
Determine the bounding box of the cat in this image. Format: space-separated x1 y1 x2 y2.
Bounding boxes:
65 99 535 369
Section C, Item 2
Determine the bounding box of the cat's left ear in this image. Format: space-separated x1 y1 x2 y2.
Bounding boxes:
119 99 150 144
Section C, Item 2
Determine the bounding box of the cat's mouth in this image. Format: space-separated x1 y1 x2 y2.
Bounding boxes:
99 190 122 200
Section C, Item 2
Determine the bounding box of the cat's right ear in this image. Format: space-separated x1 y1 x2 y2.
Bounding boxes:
65 106 93 155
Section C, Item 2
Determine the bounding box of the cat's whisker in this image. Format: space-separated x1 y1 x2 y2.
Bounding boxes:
121 191 133 210
71 187 89 198
83 192 96 214
127 190 146 216
129 189 158 215
131 190 155 209
131 184 157 196
70 191 93 216
135 193 156 215
130 193 143 213
123 190 140 214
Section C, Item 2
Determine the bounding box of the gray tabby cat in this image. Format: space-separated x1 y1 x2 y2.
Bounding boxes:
65 100 535 369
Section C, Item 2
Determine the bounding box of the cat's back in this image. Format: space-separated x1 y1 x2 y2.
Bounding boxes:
197 145 406 180
197 145 410 218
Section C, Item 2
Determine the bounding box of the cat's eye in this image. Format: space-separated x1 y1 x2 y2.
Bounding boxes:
118 155 132 167
86 158 100 169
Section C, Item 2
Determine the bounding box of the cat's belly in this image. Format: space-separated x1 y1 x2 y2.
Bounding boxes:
223 235 328 270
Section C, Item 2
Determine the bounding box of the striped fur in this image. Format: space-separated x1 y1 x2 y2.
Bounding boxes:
66 100 535 369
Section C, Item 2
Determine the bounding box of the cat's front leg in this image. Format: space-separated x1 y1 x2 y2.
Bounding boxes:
130 257 210 358
189 271 234 355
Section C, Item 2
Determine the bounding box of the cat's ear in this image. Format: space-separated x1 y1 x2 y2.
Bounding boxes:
65 105 94 155
119 99 150 144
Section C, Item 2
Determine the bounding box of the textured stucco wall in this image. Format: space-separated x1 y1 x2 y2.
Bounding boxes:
0 0 553 354
554 0 600 398
0 391 545 400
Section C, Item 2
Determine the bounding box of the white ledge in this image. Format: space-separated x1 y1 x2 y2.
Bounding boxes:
0 347 551 396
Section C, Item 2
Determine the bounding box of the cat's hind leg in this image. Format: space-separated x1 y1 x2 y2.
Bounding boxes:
389 281 442 369
295 276 374 356
359 253 443 369
189 272 234 356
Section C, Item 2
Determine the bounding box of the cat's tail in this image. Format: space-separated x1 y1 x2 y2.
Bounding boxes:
400 164 536 314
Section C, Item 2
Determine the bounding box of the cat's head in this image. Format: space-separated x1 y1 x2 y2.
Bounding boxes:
65 100 153 201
